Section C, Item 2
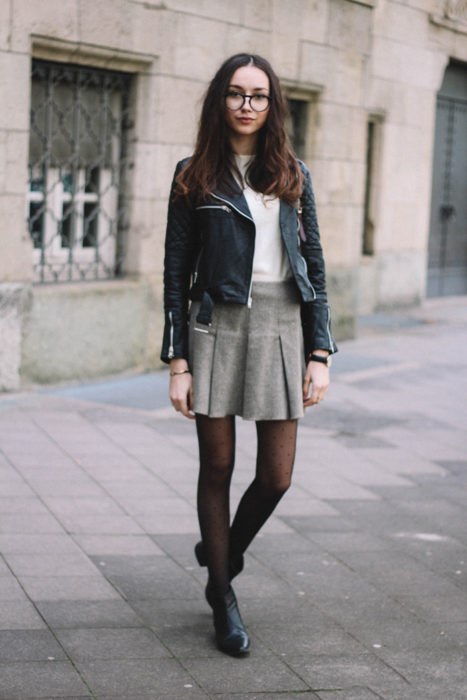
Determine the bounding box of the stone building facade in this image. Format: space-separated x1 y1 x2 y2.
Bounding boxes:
1 0 466 390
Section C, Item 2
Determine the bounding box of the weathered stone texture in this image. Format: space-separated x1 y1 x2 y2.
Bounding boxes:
0 196 33 282
0 285 24 391
0 131 29 196
21 281 149 384
10 0 79 52
0 1 11 50
0 52 30 131
0 0 466 384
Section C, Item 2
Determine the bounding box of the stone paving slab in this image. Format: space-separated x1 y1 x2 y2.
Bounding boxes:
315 689 389 699
76 658 198 695
0 574 30 600
284 653 410 696
182 655 309 694
0 661 90 697
0 600 47 630
55 627 171 661
34 600 144 630
0 629 67 661
0 296 466 698
214 694 320 700
98 695 208 700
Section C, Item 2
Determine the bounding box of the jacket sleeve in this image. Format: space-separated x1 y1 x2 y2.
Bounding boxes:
298 161 338 358
160 160 197 364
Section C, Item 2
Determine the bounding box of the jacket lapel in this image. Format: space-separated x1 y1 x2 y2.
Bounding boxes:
280 199 297 246
211 172 253 220
212 173 298 234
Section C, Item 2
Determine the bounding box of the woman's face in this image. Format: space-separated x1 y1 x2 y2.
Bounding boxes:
224 65 270 147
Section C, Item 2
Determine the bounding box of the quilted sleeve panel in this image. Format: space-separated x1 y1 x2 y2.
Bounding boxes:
298 160 338 356
161 159 197 363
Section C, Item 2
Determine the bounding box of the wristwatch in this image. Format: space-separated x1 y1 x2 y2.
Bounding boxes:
309 353 332 368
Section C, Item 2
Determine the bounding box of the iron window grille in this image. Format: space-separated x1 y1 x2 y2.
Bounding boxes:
28 59 132 283
286 98 309 162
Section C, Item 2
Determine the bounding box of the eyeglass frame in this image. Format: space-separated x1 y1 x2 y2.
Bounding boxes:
224 91 272 113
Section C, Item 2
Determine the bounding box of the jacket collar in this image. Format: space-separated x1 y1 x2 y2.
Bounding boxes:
211 170 295 223
211 172 252 220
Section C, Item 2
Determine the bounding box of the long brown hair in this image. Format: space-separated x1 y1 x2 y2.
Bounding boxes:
175 53 303 205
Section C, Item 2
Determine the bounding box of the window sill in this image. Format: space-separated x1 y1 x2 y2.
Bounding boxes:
430 13 467 35
344 0 376 7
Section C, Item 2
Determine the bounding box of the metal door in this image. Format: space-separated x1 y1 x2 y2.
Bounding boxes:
427 63 467 297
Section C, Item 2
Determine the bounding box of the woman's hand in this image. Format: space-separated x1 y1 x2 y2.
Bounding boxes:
169 360 195 419
303 357 330 408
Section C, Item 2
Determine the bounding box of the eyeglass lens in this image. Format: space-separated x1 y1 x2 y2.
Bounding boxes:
225 92 270 112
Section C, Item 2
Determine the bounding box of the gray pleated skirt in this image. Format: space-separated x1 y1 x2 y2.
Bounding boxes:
188 280 305 421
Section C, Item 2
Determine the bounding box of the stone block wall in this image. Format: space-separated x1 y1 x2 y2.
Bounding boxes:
0 285 25 391
0 0 466 387
359 0 467 310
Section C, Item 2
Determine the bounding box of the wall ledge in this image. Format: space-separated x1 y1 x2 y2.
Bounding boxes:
31 277 145 297
429 13 467 35
345 0 376 7
31 35 157 72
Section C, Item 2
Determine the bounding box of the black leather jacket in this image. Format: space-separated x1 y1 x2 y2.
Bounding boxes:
161 157 337 363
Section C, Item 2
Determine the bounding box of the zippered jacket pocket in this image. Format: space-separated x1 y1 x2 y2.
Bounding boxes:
161 307 190 363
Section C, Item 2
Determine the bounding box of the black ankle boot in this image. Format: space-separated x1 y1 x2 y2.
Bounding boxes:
194 541 244 581
204 578 217 609
211 586 250 656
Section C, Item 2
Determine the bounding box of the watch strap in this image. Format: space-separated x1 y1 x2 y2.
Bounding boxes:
309 353 331 367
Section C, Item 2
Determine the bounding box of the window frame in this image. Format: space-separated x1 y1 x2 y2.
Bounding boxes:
27 59 133 284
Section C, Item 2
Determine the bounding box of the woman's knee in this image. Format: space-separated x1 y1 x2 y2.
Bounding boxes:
200 457 234 486
258 473 292 500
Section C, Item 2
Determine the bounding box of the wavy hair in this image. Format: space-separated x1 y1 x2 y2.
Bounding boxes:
175 53 303 205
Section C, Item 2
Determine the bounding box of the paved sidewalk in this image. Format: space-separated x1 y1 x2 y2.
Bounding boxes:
0 296 466 699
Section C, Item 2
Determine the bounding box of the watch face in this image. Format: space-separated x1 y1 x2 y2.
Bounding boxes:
327 355 332 368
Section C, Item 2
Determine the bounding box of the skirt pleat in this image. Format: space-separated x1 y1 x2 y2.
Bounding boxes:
189 280 305 421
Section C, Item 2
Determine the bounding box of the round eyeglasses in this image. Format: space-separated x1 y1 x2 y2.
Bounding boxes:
224 91 271 113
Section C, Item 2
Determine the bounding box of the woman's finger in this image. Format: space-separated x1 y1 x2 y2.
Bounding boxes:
302 373 311 401
303 363 329 407
169 374 195 419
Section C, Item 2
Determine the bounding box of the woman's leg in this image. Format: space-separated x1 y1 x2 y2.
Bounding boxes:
229 419 298 559
196 414 236 596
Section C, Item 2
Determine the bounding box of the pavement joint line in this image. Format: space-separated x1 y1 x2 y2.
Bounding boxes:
0 548 100 697
0 406 201 691
0 298 466 698
30 396 195 534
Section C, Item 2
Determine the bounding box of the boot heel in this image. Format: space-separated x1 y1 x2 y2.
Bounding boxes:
212 586 250 656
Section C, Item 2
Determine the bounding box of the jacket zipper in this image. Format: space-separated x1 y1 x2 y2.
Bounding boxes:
168 311 174 359
211 193 256 307
193 246 203 284
298 254 317 300
205 194 316 309
210 195 254 223
326 305 335 352
195 205 231 212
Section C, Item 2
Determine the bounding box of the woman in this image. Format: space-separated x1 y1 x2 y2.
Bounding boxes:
161 53 337 656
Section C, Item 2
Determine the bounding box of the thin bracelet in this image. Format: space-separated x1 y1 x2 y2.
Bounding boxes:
169 368 191 376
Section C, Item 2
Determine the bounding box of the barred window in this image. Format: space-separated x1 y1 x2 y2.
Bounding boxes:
27 60 132 283
286 98 309 161
284 88 320 164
